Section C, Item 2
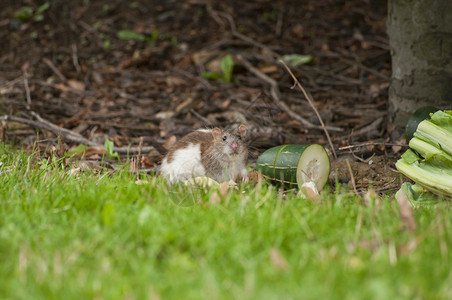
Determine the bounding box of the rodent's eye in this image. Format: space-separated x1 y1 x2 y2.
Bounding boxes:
222 135 227 141
237 135 241 140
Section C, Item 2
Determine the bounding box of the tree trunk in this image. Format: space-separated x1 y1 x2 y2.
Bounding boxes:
387 0 452 126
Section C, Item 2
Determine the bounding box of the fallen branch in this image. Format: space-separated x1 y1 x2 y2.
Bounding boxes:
279 60 338 159
0 114 156 155
42 58 67 82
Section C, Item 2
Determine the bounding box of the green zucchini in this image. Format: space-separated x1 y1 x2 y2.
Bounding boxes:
256 144 330 191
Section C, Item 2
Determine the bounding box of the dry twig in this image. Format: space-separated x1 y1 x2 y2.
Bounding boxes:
339 142 407 151
22 67 31 110
279 60 338 159
43 58 67 82
71 44 82 74
346 160 358 195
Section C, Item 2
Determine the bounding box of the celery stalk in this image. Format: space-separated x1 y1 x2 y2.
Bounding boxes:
395 159 452 196
396 110 452 197
417 121 452 156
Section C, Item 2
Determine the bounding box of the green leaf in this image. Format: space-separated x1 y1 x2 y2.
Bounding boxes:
35 2 50 15
33 14 44 22
281 54 314 67
201 72 224 80
395 182 440 207
14 6 34 20
104 140 120 160
117 30 146 41
64 144 87 158
221 55 234 83
144 29 158 44
401 149 420 164
429 110 452 133
103 39 112 49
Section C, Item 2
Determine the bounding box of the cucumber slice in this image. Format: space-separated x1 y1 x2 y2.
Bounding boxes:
256 144 330 191
405 106 438 142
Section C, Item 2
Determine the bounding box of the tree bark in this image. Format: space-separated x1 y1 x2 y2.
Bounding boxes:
387 0 452 126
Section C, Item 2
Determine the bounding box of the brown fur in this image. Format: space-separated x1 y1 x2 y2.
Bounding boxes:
165 130 214 164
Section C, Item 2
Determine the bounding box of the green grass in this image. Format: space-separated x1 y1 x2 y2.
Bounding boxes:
0 146 451 299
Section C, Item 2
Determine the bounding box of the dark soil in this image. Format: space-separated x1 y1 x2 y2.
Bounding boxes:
0 0 403 192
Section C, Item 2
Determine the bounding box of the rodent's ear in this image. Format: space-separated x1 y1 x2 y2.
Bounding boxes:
238 125 247 137
212 128 222 140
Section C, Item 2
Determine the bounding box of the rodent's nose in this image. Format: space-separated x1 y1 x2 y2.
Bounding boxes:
231 142 239 150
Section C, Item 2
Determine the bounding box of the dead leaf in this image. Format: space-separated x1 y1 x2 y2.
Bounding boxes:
84 146 106 158
78 160 102 172
219 99 231 109
67 79 85 91
191 50 213 66
155 111 175 120
365 144 376 152
292 24 304 37
68 167 81 177
57 83 68 93
165 76 186 88
247 170 258 184
259 65 279 74
363 189 380 206
205 57 223 73
219 181 229 197
397 187 417 233
21 61 30 72
163 135 177 150
110 135 125 147
397 236 422 256
392 145 403 154
210 191 221 204
270 248 289 271
347 239 381 252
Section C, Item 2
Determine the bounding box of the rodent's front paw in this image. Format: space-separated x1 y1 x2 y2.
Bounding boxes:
228 179 238 186
241 176 249 183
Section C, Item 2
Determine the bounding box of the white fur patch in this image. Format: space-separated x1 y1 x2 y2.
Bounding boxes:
160 143 206 183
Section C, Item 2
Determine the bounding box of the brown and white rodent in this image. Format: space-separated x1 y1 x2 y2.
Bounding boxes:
160 125 248 184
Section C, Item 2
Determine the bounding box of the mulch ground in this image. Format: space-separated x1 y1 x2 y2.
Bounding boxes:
0 0 404 193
